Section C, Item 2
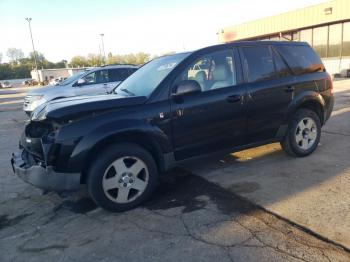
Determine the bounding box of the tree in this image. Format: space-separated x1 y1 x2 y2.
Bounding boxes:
160 51 176 56
0 63 13 79
106 52 151 65
107 52 114 64
134 52 151 64
152 51 176 60
29 51 46 68
53 60 67 68
0 62 32 80
107 54 123 64
0 52 2 63
87 53 103 66
70 55 88 67
18 57 34 68
0 51 157 80
6 48 24 64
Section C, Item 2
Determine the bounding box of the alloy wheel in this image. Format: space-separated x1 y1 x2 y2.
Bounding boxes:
295 117 318 150
102 156 149 203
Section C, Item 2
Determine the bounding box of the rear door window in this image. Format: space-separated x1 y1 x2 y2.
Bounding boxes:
108 68 134 82
276 45 325 75
241 46 275 82
128 68 138 75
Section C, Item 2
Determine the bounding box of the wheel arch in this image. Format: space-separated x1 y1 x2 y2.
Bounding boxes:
297 100 324 125
288 92 325 125
80 131 170 184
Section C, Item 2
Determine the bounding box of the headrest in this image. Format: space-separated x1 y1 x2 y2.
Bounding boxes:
195 71 207 82
212 65 228 81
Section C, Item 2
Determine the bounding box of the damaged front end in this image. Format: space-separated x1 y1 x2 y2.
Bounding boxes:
11 120 81 192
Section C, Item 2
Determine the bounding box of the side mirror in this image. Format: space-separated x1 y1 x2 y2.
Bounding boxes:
76 78 86 86
173 80 201 97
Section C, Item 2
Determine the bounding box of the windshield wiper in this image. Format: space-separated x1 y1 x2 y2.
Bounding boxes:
120 88 135 96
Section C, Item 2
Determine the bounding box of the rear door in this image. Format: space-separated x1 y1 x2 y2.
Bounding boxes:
170 48 247 160
239 45 295 143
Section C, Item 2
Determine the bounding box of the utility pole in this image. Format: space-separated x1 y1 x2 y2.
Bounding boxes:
98 44 103 66
100 33 106 64
25 17 40 83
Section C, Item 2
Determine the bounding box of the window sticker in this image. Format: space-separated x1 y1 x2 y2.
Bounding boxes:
157 62 177 71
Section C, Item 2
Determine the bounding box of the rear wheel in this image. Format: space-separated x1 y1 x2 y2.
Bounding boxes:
281 109 321 157
87 143 158 212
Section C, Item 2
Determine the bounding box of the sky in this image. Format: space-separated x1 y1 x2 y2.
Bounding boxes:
0 0 328 63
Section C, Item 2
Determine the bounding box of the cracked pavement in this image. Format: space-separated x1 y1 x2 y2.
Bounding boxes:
1 85 350 261
182 80 350 249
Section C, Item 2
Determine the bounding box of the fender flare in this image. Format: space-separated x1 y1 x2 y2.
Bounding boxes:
287 91 325 123
66 119 173 172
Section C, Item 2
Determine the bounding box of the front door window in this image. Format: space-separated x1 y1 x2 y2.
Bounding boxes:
81 70 109 86
177 50 236 92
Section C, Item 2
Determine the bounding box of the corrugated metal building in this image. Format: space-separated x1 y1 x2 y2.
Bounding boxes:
218 0 350 76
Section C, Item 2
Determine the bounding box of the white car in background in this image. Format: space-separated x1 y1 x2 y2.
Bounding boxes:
1 81 13 88
23 64 138 115
49 77 64 86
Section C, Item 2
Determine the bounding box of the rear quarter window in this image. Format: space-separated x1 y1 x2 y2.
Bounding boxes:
276 45 325 75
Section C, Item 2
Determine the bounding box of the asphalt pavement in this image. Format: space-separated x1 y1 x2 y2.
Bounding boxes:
182 80 350 249
0 84 349 262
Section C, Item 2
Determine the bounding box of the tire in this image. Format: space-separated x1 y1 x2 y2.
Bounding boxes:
87 143 158 212
281 109 321 157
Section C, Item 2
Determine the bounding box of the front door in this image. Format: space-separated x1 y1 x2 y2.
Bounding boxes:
170 48 247 160
74 69 109 96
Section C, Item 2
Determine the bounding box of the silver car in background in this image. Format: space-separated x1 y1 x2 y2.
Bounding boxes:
23 64 138 115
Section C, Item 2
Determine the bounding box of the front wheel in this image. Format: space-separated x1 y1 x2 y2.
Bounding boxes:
87 143 158 212
281 109 321 157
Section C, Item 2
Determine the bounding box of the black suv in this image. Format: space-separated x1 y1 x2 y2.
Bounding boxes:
11 41 334 211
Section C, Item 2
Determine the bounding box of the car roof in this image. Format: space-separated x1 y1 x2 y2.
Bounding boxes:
99 64 139 69
228 40 308 46
193 40 309 54
82 64 139 73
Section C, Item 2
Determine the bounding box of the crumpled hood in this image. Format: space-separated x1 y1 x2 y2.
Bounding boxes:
32 94 147 121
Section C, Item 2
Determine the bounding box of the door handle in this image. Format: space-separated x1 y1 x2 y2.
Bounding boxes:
286 86 295 92
226 95 241 103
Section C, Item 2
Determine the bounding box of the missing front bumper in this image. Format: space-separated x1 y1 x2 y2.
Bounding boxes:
11 149 81 192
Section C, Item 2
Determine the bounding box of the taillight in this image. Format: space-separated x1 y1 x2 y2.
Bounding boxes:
327 75 334 95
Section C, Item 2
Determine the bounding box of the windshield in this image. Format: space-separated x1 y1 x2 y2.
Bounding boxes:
115 53 190 97
58 71 87 86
